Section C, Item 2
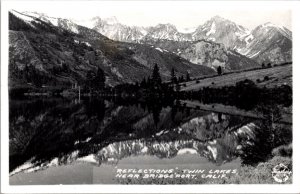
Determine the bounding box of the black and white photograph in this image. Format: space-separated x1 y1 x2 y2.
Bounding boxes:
1 0 299 193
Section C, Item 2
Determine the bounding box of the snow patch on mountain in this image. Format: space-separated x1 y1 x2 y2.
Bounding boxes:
208 37 216 42
83 41 91 47
155 48 164 52
19 11 82 34
11 10 38 28
46 17 58 26
139 28 148 36
239 48 252 56
249 51 261 58
206 22 216 36
22 11 59 27
68 24 78 33
245 34 254 44
12 10 34 22
235 30 251 41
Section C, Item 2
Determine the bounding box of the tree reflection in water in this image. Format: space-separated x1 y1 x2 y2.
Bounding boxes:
9 97 292 176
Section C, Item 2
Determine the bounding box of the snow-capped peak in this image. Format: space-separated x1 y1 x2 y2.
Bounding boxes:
154 23 177 31
22 11 48 19
262 22 278 28
258 22 292 39
211 15 226 22
12 10 81 34
260 22 287 31
11 10 35 23
19 10 59 27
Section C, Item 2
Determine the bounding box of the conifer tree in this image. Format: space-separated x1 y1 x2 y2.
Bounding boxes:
186 72 191 81
151 63 161 87
171 68 176 84
95 67 105 89
217 66 222 75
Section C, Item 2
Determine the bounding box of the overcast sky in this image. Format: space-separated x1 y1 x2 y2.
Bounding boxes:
7 1 292 31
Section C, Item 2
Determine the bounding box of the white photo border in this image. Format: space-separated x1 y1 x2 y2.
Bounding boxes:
1 0 299 193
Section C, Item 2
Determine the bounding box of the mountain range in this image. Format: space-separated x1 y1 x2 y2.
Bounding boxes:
8 10 292 88
76 14 292 65
9 10 214 88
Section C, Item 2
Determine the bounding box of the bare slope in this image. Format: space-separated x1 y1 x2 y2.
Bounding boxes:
9 10 215 89
181 64 292 91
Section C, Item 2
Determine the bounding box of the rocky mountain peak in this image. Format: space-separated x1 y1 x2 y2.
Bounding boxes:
253 22 292 39
153 23 178 31
211 15 227 22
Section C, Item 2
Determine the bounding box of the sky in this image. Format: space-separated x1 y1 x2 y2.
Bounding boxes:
7 1 292 31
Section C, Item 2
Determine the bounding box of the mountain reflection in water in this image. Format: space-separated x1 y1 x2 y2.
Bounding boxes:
9 97 278 183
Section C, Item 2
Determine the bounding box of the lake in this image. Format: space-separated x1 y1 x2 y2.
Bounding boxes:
8 97 291 184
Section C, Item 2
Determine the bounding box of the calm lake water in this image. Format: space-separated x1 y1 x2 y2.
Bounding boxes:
8 97 290 184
